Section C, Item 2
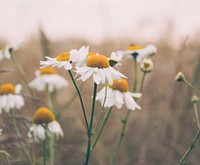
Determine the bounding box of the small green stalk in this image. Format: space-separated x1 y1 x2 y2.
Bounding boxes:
110 110 131 165
140 72 146 93
92 106 113 150
10 110 32 164
183 79 200 97
133 58 138 92
93 84 108 134
110 58 145 165
84 83 98 165
68 70 89 131
11 52 37 107
46 87 55 165
43 138 47 165
179 129 200 165
194 103 200 129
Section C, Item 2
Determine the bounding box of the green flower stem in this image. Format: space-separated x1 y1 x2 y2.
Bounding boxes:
93 84 108 134
0 149 11 165
68 70 89 131
110 58 144 165
133 58 138 92
110 110 131 165
46 87 55 165
140 72 146 93
11 53 37 106
84 83 98 165
92 106 113 150
183 79 200 96
43 139 47 165
194 102 200 128
179 129 200 165
10 110 32 164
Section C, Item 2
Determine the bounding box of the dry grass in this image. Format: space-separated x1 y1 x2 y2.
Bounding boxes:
0 31 200 165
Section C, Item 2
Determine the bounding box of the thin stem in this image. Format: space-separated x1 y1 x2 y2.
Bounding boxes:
92 106 113 150
0 149 11 165
184 79 200 96
110 58 143 165
68 70 89 131
133 58 138 92
110 110 131 165
93 84 108 134
46 87 55 165
43 139 47 165
11 52 37 106
194 103 200 129
10 110 32 164
140 73 146 93
84 83 98 165
179 129 200 165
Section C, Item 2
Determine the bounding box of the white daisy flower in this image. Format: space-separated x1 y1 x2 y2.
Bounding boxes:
27 107 64 142
116 44 157 63
0 41 21 61
29 67 68 93
0 83 24 114
69 46 89 67
143 44 157 57
75 53 126 85
140 58 154 73
96 78 141 111
40 46 89 70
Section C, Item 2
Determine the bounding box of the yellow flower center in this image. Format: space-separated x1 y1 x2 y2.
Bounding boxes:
86 54 109 68
40 67 57 75
126 45 143 51
87 51 96 57
143 62 150 69
0 83 16 95
56 52 70 61
109 78 129 92
33 107 55 124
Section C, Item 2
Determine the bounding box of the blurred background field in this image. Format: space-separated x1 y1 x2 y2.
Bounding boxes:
0 0 200 164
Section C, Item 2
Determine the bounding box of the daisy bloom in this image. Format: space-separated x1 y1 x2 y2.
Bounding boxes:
0 41 21 61
0 83 24 113
75 53 126 85
96 78 141 110
117 44 157 62
140 58 154 73
40 46 89 70
27 107 63 142
29 67 68 93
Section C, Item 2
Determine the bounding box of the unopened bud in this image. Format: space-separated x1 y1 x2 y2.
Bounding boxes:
175 72 185 82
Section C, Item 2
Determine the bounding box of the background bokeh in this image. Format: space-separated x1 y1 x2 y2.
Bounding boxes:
0 0 200 165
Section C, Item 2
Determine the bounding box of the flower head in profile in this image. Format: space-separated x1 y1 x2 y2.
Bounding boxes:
29 67 68 93
108 52 123 67
40 46 89 70
75 53 126 85
140 58 154 73
0 83 24 113
175 72 185 82
27 107 63 142
116 44 157 63
0 41 21 61
96 78 141 110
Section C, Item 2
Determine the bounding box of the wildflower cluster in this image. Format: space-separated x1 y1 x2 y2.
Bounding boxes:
0 41 156 165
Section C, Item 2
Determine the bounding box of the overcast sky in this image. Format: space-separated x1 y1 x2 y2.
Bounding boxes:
0 0 200 43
